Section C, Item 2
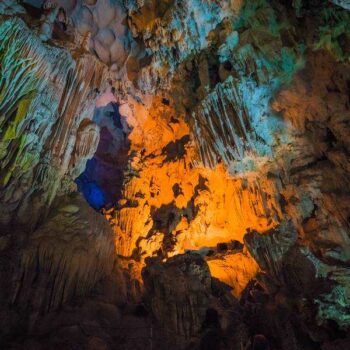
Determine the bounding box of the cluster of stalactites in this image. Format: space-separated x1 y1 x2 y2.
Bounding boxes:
192 77 252 168
0 17 106 228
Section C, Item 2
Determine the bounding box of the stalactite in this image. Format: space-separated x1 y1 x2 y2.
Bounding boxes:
192 77 252 167
0 17 107 227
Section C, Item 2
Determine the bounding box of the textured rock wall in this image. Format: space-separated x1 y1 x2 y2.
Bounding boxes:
107 0 350 342
1 0 350 349
13 194 115 313
107 95 281 301
0 16 105 230
142 253 243 349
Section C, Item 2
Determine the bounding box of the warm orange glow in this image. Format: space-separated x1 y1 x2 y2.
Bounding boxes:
207 251 260 298
108 95 281 296
173 164 282 251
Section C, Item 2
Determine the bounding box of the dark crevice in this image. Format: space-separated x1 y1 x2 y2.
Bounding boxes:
75 102 130 210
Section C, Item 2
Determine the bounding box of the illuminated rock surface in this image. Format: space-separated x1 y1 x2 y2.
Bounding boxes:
0 0 350 349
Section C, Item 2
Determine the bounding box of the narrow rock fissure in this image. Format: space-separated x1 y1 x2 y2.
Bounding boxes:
76 101 130 210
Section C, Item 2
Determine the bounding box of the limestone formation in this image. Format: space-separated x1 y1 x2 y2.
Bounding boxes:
0 1 350 349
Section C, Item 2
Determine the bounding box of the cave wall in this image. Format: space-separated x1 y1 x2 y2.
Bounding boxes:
0 15 106 230
110 0 350 345
106 1 350 334
0 1 350 349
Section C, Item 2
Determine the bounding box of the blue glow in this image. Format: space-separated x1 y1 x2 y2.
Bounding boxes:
76 159 107 210
76 177 106 210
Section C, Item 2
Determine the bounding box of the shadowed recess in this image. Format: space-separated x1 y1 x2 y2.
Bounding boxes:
76 102 130 210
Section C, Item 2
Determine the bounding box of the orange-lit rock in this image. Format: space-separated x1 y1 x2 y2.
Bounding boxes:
107 94 282 298
2 2 350 348
207 251 260 298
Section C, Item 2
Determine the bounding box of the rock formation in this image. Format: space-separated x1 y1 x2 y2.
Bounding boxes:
0 0 350 349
